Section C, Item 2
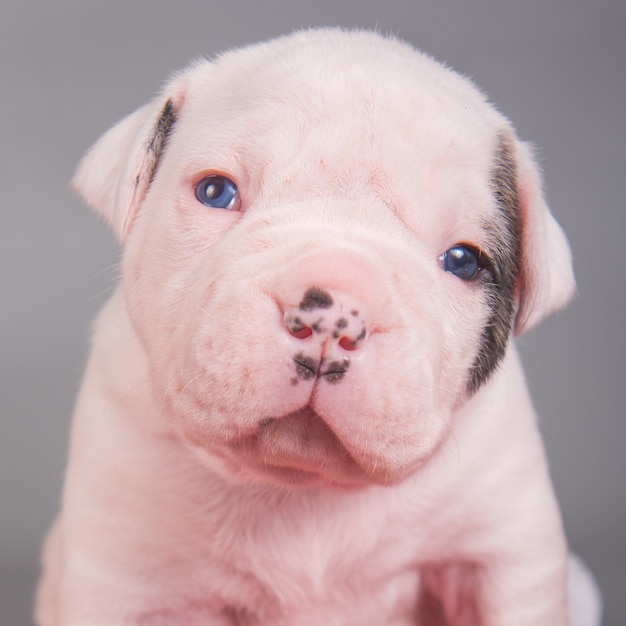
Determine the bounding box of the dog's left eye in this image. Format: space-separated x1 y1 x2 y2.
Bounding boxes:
441 245 482 280
195 175 240 210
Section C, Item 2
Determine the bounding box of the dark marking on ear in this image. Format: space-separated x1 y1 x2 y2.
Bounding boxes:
259 417 276 427
299 287 334 311
146 99 177 186
468 133 522 394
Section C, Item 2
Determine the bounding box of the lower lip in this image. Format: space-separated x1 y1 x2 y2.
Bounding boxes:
262 464 323 484
255 461 367 490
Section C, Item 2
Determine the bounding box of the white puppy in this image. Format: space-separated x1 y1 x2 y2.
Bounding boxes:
37 29 601 626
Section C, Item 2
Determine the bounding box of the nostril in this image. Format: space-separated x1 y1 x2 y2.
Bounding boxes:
337 324 367 351
289 325 313 340
284 310 314 340
338 336 359 351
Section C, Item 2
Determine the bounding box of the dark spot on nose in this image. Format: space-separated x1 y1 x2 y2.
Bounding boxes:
321 358 350 384
299 287 334 311
336 317 348 329
294 352 319 380
351 309 359 316
311 319 325 334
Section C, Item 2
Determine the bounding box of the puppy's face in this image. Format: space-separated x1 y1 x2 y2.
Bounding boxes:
75 30 574 487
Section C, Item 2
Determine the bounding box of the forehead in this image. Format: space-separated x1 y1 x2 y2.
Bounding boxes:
170 31 507 228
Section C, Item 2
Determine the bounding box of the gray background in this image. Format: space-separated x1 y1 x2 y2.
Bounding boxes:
1 0 624 624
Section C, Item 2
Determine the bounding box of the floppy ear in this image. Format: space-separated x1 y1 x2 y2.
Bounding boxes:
72 79 187 243
514 141 576 335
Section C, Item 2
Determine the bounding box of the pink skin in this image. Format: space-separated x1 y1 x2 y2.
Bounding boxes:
36 29 601 626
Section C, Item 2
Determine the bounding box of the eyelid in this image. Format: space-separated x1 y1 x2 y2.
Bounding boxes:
192 169 238 187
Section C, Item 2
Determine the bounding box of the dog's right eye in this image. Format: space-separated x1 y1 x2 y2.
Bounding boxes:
195 175 241 210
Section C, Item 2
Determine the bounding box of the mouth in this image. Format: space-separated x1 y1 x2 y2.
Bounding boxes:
231 405 369 487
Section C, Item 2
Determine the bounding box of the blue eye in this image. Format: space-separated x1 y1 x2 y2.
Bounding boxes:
441 245 481 280
195 175 240 210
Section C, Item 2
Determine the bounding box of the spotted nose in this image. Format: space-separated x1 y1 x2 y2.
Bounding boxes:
283 287 368 351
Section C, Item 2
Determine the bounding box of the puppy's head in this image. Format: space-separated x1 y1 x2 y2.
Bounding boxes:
74 29 574 487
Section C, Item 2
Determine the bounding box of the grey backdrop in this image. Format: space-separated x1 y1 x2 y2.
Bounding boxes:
1 1 624 624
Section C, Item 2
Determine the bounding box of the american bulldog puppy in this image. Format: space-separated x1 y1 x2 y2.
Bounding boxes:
37 28 601 626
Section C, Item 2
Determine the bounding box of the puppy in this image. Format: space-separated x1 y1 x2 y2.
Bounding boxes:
37 28 601 626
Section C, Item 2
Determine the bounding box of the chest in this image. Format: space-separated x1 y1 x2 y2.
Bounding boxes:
192 486 446 625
